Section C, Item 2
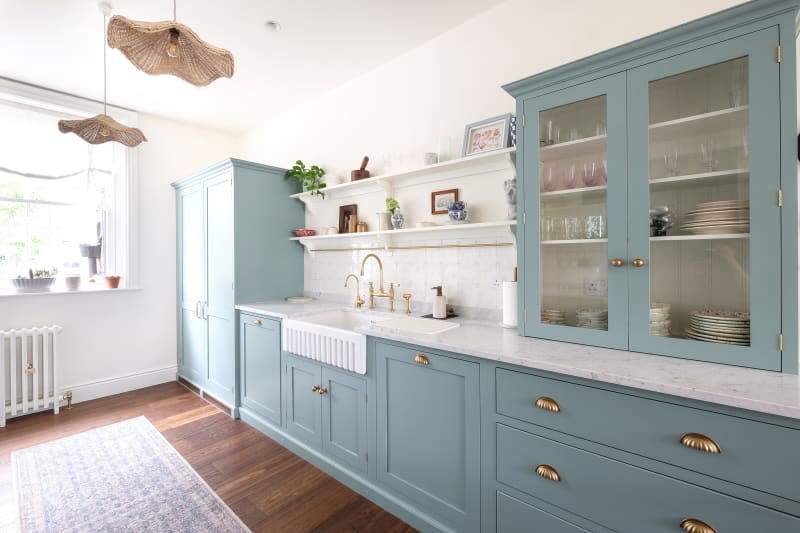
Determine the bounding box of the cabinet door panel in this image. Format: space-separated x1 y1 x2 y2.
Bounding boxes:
285 355 322 448
627 27 781 369
322 367 367 474
204 173 235 394
520 72 628 349
497 492 592 533
179 308 204 383
177 185 205 383
376 342 480 533
240 315 281 425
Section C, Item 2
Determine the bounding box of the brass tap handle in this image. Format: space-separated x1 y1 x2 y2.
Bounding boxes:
318 387 328 395
680 518 716 533
534 396 561 413
311 385 320 393
356 295 365 309
367 282 376 309
388 283 395 312
402 293 412 315
632 258 646 268
534 464 561 482
414 354 430 365
679 433 722 454
611 258 625 267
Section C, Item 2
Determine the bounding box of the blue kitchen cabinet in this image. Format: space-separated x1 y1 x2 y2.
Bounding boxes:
283 353 368 473
239 313 282 425
172 159 303 412
375 340 481 533
505 0 798 372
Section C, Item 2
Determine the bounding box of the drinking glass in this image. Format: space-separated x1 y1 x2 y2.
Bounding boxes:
561 164 578 189
700 139 718 171
565 217 582 240
663 148 679 176
569 127 580 141
541 166 558 192
585 215 607 239
582 161 605 187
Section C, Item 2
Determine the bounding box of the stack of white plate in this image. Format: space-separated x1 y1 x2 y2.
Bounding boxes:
541 309 566 325
679 200 749 235
650 303 671 336
685 310 750 346
576 308 608 330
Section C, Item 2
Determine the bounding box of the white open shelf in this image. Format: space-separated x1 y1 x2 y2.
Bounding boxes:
649 106 748 143
541 184 607 198
291 220 517 252
541 238 608 245
650 168 749 188
539 134 606 160
290 147 516 206
651 233 749 241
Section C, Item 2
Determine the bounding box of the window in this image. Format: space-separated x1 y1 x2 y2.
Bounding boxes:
0 79 135 292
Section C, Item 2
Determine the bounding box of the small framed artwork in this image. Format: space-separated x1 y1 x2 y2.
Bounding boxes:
462 113 512 157
339 204 358 233
431 189 459 215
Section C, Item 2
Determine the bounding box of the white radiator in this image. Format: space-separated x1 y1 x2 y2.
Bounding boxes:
1 325 62 427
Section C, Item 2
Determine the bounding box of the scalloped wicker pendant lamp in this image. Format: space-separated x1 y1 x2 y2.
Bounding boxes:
58 3 146 147
107 0 234 87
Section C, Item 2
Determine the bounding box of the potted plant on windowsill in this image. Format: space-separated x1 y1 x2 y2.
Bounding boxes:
285 160 327 198
12 268 58 292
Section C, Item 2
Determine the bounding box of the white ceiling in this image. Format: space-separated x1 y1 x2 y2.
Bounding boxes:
0 0 506 133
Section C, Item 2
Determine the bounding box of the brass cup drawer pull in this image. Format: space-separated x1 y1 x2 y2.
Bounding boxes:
414 354 430 365
680 518 716 533
680 433 722 454
311 385 320 393
534 396 561 413
534 464 561 482
318 387 328 395
254 319 262 326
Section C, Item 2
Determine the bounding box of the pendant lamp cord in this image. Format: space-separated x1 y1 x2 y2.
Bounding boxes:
102 12 107 115
173 0 177 21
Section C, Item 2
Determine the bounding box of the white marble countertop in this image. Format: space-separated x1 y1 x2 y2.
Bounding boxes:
236 300 800 421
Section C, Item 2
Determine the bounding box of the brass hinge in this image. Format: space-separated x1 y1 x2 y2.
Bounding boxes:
779 333 784 351
521 114 526 128
776 45 782 63
778 189 783 207
523 212 527 225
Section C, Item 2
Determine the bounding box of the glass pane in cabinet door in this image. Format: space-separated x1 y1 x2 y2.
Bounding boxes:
648 57 750 346
539 95 609 331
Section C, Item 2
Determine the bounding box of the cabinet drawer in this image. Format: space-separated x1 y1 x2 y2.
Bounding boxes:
497 424 800 532
497 491 591 533
496 368 800 502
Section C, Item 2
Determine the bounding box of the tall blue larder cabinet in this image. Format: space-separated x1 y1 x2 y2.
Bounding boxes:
172 158 303 410
505 0 799 373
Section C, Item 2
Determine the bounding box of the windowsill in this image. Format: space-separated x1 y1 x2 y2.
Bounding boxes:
0 285 141 299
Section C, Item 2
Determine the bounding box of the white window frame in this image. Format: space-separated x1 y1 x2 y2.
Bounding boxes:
0 77 139 287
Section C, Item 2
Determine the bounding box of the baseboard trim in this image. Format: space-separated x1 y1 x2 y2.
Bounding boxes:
63 365 178 405
239 408 452 533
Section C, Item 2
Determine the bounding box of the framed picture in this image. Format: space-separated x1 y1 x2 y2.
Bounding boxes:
462 113 512 157
431 189 459 215
339 204 358 233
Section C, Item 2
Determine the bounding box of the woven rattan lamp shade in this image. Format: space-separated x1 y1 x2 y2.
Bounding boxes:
58 114 147 147
107 15 234 87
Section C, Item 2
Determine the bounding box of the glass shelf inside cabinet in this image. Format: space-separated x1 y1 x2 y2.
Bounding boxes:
539 95 609 331
646 56 750 346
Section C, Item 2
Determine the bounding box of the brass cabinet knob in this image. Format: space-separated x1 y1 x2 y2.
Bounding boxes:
680 518 716 533
318 387 328 395
534 464 561 482
534 396 561 413
610 258 625 267
632 258 646 267
311 385 320 393
414 354 430 365
254 319 262 326
680 433 722 454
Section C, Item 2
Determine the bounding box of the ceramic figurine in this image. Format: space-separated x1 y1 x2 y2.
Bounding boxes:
504 178 516 220
391 208 405 229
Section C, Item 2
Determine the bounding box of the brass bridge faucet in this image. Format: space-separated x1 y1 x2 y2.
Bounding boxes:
344 274 364 309
360 253 395 311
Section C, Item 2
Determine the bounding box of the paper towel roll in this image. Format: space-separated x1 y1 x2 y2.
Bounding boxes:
502 281 518 327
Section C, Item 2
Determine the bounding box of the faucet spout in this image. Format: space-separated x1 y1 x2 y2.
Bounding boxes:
344 274 364 309
359 253 384 293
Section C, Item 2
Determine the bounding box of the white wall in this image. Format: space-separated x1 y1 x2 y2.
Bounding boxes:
242 0 746 312
0 114 240 404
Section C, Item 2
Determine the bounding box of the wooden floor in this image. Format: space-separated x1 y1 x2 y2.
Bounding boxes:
0 382 417 532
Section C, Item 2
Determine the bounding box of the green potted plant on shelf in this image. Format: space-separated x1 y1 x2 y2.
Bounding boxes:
386 197 404 230
285 160 327 198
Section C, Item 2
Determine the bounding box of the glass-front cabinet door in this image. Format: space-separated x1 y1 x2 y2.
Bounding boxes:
521 73 628 349
627 28 781 369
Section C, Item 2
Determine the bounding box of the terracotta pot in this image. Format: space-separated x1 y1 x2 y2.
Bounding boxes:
104 275 121 289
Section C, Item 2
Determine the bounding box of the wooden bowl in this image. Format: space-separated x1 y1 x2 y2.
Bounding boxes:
293 229 316 237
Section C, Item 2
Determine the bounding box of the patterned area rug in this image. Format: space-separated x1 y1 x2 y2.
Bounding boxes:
12 416 250 532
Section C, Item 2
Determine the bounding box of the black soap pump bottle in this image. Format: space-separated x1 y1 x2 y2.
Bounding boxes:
431 285 446 319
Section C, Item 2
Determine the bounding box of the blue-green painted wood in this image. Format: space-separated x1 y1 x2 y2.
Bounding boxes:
496 423 800 532
239 313 282 425
176 184 205 384
375 341 481 533
495 367 800 503
496 491 590 533
627 27 782 370
520 72 628 350
321 366 368 474
284 354 323 448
